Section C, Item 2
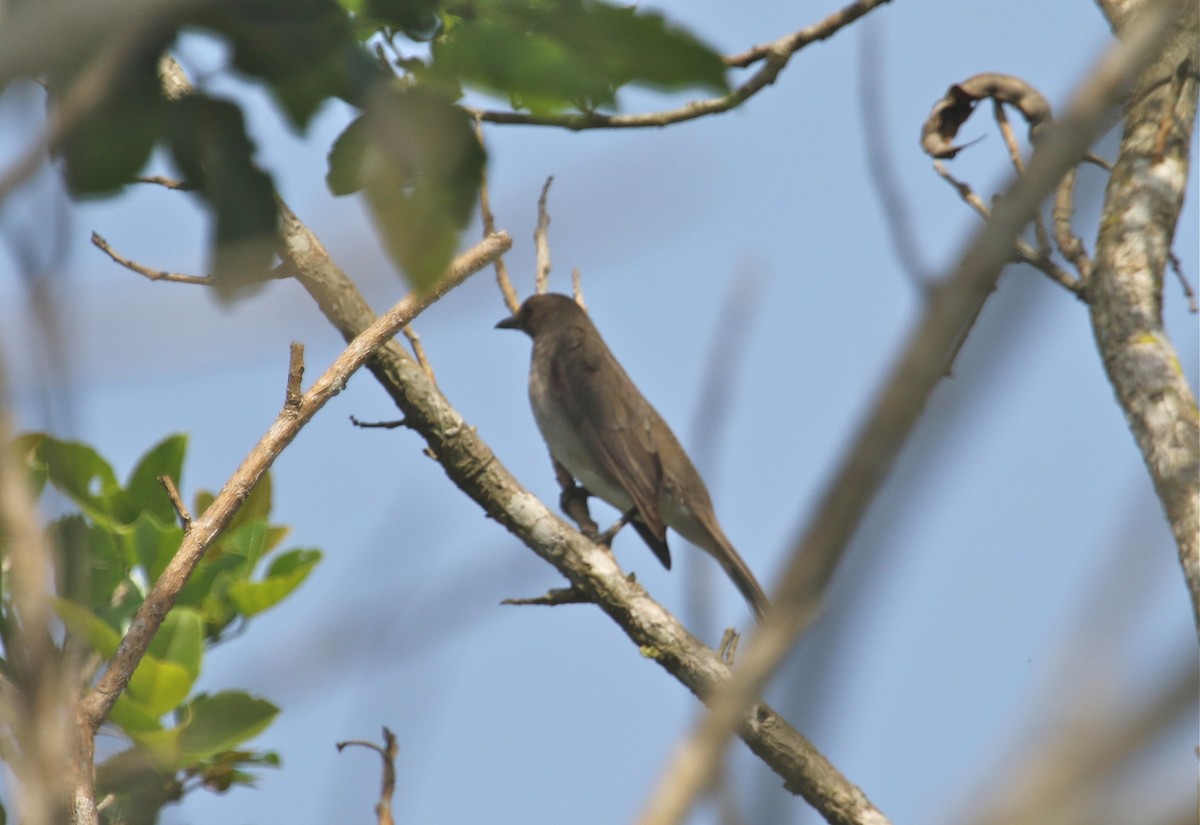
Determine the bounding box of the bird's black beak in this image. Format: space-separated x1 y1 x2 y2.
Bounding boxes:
495 314 520 330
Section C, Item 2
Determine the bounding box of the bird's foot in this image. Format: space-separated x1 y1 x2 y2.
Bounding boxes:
595 508 637 547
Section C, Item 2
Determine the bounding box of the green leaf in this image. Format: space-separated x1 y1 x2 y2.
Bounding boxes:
176 692 279 761
195 0 382 125
127 655 194 718
34 436 126 525
167 94 280 300
52 516 130 617
55 599 121 657
327 84 485 291
225 473 273 535
227 549 321 617
147 608 204 682
431 0 728 113
53 42 169 195
125 434 188 525
132 512 185 591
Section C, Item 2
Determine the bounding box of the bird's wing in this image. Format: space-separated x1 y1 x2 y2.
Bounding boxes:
552 325 671 568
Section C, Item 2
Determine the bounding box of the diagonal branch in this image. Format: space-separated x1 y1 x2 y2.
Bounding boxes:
631 3 1194 823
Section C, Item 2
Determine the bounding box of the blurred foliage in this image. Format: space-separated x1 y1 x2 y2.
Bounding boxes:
28 0 725 294
0 434 321 824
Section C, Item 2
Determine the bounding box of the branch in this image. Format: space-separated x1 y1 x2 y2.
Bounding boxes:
1086 0 1200 633
159 58 886 825
632 4 1194 823
337 727 399 825
77 232 510 736
468 0 893 130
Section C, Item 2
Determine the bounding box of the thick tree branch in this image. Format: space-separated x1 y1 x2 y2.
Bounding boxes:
468 0 892 130
1088 0 1200 632
632 4 1195 823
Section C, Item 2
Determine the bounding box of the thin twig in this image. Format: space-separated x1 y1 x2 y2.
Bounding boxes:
132 175 192 191
77 232 511 737
534 176 554 294
933 162 1082 296
402 328 437 387
1052 167 1093 286
91 232 215 285
502 587 593 607
350 416 407 430
156 475 191 531
993 100 1053 255
467 0 893 130
1167 250 1198 313
336 727 398 825
476 121 519 314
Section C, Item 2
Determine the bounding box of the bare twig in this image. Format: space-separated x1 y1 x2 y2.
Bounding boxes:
1052 167 1093 286
285 343 305 413
76 231 510 744
402 328 437 386
156 475 191 531
468 0 893 130
91 232 215 285
502 587 593 607
336 727 399 825
1167 250 1197 312
534 176 554 294
476 123 520 314
933 162 1082 296
994 99 1053 254
350 416 407 430
633 6 1187 822
132 175 192 191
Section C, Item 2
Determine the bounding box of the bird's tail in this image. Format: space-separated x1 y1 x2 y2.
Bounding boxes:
710 532 770 624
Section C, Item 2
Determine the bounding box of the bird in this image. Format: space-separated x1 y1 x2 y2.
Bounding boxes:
497 292 769 622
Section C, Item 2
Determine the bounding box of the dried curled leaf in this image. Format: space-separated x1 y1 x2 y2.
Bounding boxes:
920 72 1052 159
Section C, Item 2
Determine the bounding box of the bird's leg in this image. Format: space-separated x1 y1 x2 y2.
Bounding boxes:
595 508 638 547
553 459 600 537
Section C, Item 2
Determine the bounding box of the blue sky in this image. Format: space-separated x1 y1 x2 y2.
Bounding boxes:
1 1 1196 824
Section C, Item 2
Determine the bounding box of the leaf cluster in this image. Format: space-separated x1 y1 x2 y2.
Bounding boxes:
27 0 726 293
1 434 321 824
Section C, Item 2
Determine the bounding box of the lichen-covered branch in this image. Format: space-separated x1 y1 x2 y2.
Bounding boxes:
1088 0 1200 633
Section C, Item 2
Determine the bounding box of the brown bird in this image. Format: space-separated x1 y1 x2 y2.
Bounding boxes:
497 293 769 622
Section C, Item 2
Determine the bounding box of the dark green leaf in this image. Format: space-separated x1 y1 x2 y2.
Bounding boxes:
431 0 728 113
53 43 168 195
167 94 280 300
125 434 187 525
195 0 382 124
328 84 484 290
366 0 442 40
176 692 279 761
